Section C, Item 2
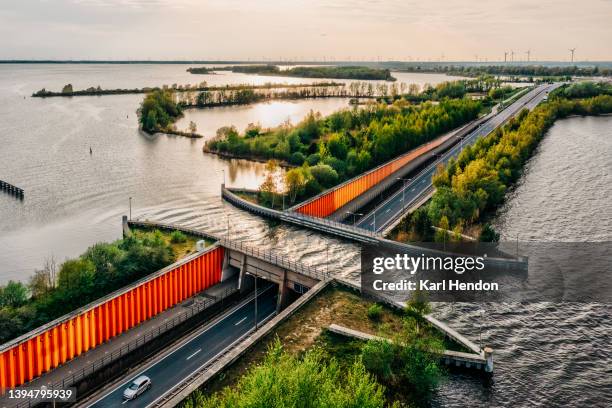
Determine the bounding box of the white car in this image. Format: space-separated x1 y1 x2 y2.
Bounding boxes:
123 375 151 400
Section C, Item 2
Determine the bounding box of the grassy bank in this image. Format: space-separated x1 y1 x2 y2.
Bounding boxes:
0 229 206 344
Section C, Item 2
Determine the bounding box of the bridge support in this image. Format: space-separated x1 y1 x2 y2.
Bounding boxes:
237 253 253 294
276 269 289 313
484 347 494 373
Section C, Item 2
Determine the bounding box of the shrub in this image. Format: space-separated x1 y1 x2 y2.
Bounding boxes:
170 230 187 244
367 303 383 320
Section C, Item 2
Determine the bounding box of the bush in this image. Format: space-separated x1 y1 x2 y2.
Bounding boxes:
192 339 386 407
310 164 339 188
288 151 306 165
306 152 321 166
170 230 187 244
367 303 383 320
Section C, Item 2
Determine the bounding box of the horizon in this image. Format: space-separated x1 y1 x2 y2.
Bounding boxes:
1 0 610 61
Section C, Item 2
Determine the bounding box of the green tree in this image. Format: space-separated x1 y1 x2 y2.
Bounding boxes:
0 281 28 308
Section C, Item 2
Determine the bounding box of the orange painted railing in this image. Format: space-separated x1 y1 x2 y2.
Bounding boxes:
294 134 452 218
0 246 224 390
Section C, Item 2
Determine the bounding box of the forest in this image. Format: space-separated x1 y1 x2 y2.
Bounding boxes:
394 64 611 77
194 64 396 81
399 89 612 242
0 230 177 343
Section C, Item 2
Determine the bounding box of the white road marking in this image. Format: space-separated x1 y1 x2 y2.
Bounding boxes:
186 348 202 360
122 399 129 404
234 317 247 326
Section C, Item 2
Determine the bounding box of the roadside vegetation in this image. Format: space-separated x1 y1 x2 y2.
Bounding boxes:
0 229 201 344
181 287 449 408
392 84 612 243
189 64 396 81
393 64 611 78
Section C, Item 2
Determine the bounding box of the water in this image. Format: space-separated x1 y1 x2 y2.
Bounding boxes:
1 65 608 406
431 116 612 407
0 64 459 280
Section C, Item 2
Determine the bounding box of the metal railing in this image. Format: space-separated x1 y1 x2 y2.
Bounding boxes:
7 287 239 408
219 237 331 282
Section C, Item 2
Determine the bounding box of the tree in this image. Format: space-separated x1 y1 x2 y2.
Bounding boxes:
310 164 338 188
259 160 280 208
61 84 73 94
480 223 500 242
285 168 306 203
0 281 28 308
188 121 197 134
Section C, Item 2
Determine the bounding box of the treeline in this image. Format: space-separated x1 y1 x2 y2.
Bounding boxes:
396 64 612 77
193 64 396 81
191 85 365 108
0 230 176 344
400 92 612 242
208 98 481 205
32 81 341 97
550 81 612 99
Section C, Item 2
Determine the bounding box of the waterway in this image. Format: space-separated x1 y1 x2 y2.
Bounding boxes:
0 65 609 407
0 64 458 280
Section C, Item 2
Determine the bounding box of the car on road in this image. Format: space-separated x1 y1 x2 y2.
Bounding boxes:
123 375 151 400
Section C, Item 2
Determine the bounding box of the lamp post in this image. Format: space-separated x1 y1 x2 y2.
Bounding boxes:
346 211 363 226
397 177 412 212
129 197 132 220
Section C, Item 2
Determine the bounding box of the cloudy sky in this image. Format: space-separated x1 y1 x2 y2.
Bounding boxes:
0 0 610 61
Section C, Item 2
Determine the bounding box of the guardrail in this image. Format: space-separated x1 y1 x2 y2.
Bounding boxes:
222 185 380 243
7 286 239 408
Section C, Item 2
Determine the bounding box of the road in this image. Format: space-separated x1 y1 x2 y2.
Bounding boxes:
355 83 561 233
88 284 277 408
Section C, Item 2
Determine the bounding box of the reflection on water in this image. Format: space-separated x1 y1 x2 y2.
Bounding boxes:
175 98 350 138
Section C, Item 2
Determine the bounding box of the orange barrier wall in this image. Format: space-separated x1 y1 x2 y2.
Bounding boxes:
295 136 451 218
0 246 224 390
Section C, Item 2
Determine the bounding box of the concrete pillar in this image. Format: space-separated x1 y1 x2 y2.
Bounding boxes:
276 269 289 313
221 249 238 282
122 215 132 238
484 347 494 373
238 253 253 293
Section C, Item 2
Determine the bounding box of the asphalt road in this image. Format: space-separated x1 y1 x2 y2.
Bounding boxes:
355 83 562 233
88 284 277 408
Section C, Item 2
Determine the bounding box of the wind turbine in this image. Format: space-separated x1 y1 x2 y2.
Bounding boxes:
525 50 531 62
504 51 508 63
569 48 576 63
510 50 515 62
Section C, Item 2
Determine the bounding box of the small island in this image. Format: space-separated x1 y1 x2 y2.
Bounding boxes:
188 64 397 81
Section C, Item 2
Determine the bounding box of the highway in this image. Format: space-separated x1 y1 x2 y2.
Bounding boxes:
87 284 277 408
355 83 561 233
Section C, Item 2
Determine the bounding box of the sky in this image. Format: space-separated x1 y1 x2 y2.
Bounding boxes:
0 0 611 61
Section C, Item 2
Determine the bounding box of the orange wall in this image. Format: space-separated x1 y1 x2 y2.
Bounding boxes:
295 136 449 218
0 246 224 391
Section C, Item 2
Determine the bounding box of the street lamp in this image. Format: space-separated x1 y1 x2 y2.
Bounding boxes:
346 211 363 226
397 177 412 211
129 197 132 220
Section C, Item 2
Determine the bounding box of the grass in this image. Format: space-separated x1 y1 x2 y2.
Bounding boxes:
131 227 212 260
